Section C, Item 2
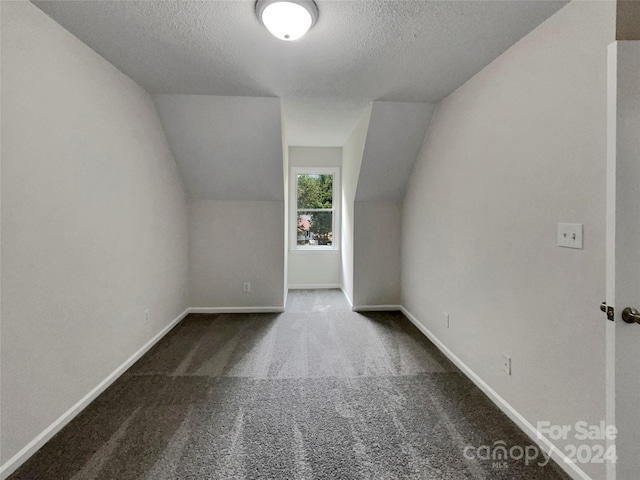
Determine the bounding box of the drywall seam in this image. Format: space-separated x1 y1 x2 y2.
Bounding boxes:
0 308 191 479
400 307 591 480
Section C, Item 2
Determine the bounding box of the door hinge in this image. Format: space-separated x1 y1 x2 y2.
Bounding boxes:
600 302 615 321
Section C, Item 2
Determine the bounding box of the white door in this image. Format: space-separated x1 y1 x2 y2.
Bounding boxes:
606 40 640 480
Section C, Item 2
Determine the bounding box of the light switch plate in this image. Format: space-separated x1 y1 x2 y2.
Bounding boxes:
558 223 583 249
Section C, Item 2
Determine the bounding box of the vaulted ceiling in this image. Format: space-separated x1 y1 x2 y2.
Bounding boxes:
32 0 569 201
33 0 567 147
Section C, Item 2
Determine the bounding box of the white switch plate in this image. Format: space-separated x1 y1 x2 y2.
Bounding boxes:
558 223 583 249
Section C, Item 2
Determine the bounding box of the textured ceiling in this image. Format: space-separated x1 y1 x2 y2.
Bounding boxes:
356 101 436 202
153 95 284 200
33 0 567 147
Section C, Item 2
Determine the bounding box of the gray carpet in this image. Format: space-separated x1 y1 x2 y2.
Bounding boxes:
10 289 570 479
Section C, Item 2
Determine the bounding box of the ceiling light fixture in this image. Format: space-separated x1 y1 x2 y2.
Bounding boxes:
256 0 319 41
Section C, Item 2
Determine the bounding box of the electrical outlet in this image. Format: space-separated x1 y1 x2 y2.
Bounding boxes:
144 309 150 323
502 354 511 376
558 223 583 249
243 282 251 293
444 312 450 328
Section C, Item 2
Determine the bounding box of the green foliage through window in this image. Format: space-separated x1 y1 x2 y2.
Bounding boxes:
297 174 333 209
296 174 334 246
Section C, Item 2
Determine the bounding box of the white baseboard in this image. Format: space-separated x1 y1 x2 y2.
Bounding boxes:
0 308 190 480
352 304 402 312
400 307 591 480
340 287 354 309
189 306 285 314
288 284 342 290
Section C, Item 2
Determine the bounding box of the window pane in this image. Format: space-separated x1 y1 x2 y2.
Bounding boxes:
297 174 333 209
297 211 333 246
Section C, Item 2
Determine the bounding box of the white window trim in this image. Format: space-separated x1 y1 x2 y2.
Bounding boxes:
290 167 340 251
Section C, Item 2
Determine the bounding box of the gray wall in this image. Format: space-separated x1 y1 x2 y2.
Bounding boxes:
152 94 284 201
341 108 403 308
346 101 431 308
353 201 402 307
402 2 614 478
188 200 285 308
356 102 435 202
341 109 371 304
153 94 286 309
1 1 189 464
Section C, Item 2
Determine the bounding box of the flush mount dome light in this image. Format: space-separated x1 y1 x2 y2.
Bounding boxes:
256 0 319 41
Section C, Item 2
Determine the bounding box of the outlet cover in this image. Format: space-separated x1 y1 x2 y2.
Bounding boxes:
444 312 450 328
558 223 583 249
243 282 251 293
502 354 511 376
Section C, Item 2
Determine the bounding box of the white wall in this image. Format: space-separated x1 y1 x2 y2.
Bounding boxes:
188 200 285 308
353 201 401 307
1 0 188 468
355 101 435 202
153 94 284 201
342 106 403 309
288 147 342 288
289 146 342 169
341 109 371 303
402 2 614 478
287 250 343 288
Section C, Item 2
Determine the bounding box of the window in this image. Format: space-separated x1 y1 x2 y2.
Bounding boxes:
291 167 340 250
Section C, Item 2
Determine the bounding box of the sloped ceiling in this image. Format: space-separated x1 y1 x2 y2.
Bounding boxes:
33 0 567 147
153 95 283 200
356 102 436 202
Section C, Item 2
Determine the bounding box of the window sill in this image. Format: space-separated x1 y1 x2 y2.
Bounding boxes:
290 247 341 253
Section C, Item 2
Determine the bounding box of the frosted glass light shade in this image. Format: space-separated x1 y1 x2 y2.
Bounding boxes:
256 0 318 41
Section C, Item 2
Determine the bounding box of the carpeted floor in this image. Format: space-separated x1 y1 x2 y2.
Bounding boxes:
9 289 570 479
